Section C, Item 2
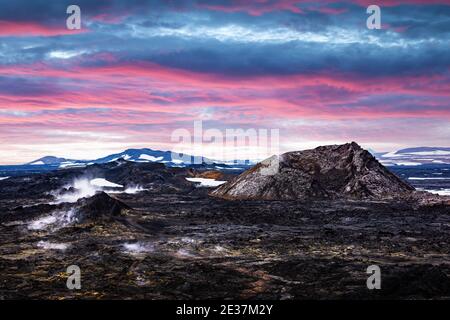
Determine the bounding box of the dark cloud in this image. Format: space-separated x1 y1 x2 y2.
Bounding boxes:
0 1 449 78
0 76 62 96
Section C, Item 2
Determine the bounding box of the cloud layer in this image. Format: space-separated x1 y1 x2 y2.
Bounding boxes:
0 0 449 163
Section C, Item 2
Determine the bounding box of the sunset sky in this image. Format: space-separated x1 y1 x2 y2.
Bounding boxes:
0 0 449 164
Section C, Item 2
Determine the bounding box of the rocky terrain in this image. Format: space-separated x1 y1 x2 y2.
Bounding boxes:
211 142 415 200
0 143 449 300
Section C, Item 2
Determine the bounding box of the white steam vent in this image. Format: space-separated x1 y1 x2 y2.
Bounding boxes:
51 177 144 204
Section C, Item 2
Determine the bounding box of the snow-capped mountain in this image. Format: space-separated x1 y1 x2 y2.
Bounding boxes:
92 148 210 165
23 148 251 170
376 147 450 166
27 156 76 166
24 146 450 169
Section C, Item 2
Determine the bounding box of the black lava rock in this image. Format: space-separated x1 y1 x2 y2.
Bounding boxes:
211 142 415 200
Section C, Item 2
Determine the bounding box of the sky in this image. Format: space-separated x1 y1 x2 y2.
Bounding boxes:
0 0 449 164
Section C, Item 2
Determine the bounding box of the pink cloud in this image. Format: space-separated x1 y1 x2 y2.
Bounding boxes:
0 59 448 124
0 21 88 37
199 0 450 16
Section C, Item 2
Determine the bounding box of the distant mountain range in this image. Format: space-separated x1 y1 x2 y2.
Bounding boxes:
373 147 450 166
24 148 253 170
1 146 448 176
26 146 450 167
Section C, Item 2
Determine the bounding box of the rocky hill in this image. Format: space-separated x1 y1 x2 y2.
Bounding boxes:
210 142 415 200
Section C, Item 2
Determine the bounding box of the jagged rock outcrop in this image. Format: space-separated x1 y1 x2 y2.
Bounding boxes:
210 142 415 200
